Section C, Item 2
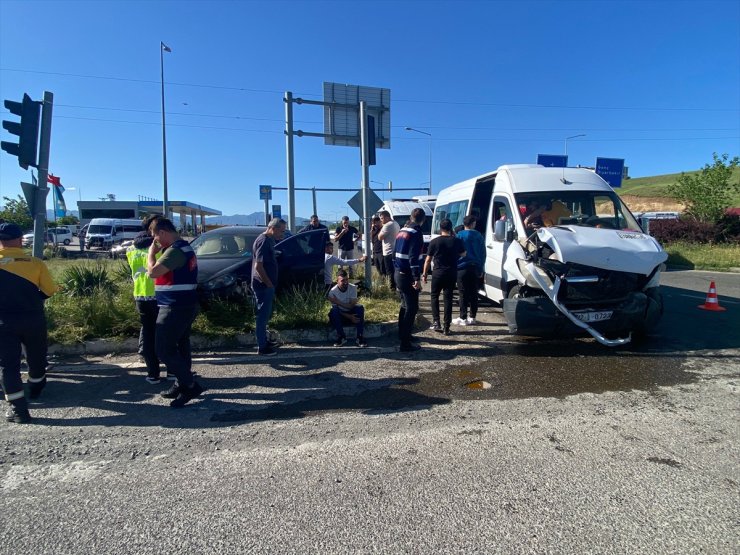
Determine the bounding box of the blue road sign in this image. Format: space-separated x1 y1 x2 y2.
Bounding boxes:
537 154 568 168
595 157 625 188
259 185 272 200
272 204 281 219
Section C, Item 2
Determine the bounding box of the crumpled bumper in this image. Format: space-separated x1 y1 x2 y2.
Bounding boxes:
503 291 657 343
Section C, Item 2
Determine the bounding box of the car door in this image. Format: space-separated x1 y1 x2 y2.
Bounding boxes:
483 195 515 302
274 229 325 290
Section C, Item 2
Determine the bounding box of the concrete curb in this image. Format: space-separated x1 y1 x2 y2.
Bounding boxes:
48 322 399 356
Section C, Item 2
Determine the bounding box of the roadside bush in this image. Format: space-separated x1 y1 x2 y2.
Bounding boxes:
658 215 740 244
58 262 117 296
43 245 70 259
273 284 331 330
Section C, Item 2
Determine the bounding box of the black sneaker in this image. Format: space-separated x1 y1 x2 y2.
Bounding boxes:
356 336 368 348
430 321 442 332
145 376 162 385
169 382 204 408
161 383 181 399
399 343 421 353
5 400 32 424
333 336 347 347
443 327 451 336
165 372 177 381
28 377 47 399
258 346 278 356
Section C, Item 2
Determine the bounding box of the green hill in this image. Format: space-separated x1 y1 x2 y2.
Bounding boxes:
618 167 740 206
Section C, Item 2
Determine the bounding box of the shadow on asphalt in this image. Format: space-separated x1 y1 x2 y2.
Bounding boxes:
33 282 736 427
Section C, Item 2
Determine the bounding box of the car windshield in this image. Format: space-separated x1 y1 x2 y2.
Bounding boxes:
88 225 112 234
190 231 260 258
514 191 641 232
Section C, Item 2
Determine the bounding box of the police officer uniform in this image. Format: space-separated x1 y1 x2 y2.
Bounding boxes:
0 223 57 423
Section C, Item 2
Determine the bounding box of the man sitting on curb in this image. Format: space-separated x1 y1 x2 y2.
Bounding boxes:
324 241 365 291
328 269 367 348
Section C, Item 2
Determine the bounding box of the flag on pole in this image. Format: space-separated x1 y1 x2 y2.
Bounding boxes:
161 42 172 52
48 174 66 217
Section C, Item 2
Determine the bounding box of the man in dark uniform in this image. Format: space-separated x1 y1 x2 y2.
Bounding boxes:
0 223 58 423
393 208 426 352
334 216 360 278
147 217 203 408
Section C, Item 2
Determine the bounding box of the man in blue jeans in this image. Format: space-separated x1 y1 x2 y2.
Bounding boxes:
251 218 286 356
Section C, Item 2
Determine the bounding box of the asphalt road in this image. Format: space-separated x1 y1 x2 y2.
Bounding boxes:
0 270 738 554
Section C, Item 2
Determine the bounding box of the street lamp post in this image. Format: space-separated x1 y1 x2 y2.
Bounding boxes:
160 42 172 218
564 134 586 158
405 127 432 195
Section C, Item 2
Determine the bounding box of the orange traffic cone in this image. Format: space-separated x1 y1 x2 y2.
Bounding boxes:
698 281 726 312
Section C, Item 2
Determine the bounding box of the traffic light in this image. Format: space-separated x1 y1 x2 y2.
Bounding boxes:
1 93 41 170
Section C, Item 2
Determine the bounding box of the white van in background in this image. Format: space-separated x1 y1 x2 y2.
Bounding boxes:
85 218 144 249
378 196 436 244
432 164 667 346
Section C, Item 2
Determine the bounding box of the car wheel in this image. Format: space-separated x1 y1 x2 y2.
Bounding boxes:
63 239 71 245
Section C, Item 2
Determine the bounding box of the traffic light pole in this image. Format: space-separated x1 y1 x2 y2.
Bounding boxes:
32 92 53 258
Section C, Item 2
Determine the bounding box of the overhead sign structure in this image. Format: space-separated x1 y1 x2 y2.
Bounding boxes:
537 154 568 168
595 157 625 188
347 188 383 219
322 82 391 149
259 185 272 200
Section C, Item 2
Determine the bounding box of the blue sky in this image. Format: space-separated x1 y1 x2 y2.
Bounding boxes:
1 0 738 225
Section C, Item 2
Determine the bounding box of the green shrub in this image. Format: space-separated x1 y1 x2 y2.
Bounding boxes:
58 262 117 296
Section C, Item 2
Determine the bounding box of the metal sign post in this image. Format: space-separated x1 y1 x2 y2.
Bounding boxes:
33 92 53 258
359 101 372 290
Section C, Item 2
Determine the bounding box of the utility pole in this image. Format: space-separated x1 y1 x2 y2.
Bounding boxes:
33 92 53 258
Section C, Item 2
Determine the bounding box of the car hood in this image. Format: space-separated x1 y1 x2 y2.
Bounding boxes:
197 256 251 284
536 226 667 275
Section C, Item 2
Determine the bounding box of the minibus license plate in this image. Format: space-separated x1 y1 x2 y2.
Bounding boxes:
574 310 613 322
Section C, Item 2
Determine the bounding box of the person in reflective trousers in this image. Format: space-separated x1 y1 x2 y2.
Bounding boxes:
0 223 58 423
147 217 203 408
393 208 426 352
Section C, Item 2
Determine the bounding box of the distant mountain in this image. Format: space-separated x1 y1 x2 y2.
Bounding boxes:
206 212 310 227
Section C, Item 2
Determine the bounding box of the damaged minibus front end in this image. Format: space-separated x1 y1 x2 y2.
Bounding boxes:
503 225 667 346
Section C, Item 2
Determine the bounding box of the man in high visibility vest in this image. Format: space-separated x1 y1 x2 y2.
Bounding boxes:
0 223 58 423
126 232 163 384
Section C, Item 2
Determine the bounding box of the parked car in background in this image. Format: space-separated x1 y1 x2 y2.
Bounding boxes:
22 233 35 248
47 227 73 245
188 226 326 301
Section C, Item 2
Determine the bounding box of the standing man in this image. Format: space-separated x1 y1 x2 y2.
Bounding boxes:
334 216 360 278
378 210 400 290
147 217 203 408
0 223 57 423
299 215 328 238
78 225 87 252
393 208 426 352
127 231 163 384
422 219 466 335
453 215 486 326
252 218 286 356
327 269 368 348
370 215 383 276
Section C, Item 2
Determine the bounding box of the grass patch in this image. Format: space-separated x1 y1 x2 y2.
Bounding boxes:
619 167 740 205
42 259 399 344
663 242 740 271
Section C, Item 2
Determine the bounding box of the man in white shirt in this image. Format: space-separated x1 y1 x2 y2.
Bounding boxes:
377 210 400 291
328 270 367 348
324 242 366 290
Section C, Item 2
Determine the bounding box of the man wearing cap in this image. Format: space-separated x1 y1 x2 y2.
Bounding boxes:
127 231 162 384
0 223 58 423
